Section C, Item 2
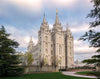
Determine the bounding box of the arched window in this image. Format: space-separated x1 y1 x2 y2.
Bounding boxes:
44 56 47 65
45 42 48 47
59 45 62 54
59 37 61 44
70 41 71 55
45 49 48 53
45 36 48 41
59 57 62 65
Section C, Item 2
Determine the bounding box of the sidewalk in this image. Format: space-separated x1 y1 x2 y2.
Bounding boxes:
62 71 97 78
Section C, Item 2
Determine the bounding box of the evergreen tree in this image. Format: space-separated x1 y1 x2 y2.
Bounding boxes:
80 0 100 69
0 26 24 77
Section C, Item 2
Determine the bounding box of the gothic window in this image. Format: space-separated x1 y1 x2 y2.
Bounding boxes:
70 41 71 55
51 50 53 55
45 49 48 53
45 42 48 47
44 56 47 65
59 37 61 44
59 45 62 54
59 57 62 65
45 36 48 41
71 58 73 62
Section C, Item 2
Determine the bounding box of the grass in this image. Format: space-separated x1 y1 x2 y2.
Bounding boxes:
0 72 95 79
76 71 93 76
76 71 100 76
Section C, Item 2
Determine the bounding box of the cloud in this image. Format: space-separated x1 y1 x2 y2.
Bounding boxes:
75 52 98 61
74 39 97 53
5 25 38 49
70 23 89 33
0 0 43 15
0 0 92 17
43 0 78 8
49 24 53 30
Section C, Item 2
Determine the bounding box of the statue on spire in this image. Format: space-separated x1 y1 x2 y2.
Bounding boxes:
56 8 58 15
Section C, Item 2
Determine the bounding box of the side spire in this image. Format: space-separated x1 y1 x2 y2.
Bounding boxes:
66 23 69 31
27 36 34 53
30 36 32 42
42 12 47 24
29 36 34 46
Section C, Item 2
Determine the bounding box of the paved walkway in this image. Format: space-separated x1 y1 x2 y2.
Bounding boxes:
62 71 97 78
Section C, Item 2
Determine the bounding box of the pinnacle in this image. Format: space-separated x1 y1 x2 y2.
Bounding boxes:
43 13 47 24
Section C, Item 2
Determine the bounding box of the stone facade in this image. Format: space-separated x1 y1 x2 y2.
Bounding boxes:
27 10 74 68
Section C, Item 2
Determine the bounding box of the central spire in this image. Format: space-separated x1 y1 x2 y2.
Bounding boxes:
55 9 60 25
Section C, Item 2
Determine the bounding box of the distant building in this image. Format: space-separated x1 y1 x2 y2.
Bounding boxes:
27 10 74 68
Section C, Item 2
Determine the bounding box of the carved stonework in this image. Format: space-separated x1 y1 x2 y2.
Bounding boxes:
27 10 74 68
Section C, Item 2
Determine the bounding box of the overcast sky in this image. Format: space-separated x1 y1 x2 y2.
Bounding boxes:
0 0 99 61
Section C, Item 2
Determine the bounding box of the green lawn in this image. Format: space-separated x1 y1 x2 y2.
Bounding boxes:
76 71 100 77
76 71 93 76
0 72 95 79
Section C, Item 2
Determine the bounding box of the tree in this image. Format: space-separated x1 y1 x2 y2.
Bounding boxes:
24 52 34 72
80 0 100 66
39 57 44 68
25 52 34 66
17 52 26 65
0 26 24 77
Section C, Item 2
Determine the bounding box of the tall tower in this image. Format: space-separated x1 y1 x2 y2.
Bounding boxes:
27 36 34 53
38 13 51 65
52 9 65 67
65 24 74 68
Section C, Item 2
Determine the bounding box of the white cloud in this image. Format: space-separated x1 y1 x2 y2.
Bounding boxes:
0 0 92 16
0 0 43 15
5 26 38 49
42 0 92 10
54 0 78 7
11 0 42 13
70 23 100 34
74 39 97 53
49 24 53 30
75 52 99 61
70 24 89 33
43 0 77 8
